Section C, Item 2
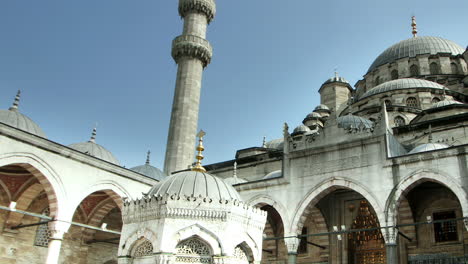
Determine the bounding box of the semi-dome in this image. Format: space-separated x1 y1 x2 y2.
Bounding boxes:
431 98 463 108
265 138 284 150
337 115 373 130
292 124 310 136
263 170 282 180
0 91 46 138
368 36 465 73
409 142 449 154
69 128 120 165
360 78 447 100
148 170 242 201
130 151 167 181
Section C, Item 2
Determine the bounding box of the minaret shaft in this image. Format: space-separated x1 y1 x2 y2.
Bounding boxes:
164 0 216 175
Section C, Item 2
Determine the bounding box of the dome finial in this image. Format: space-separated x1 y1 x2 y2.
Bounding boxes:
233 161 238 178
262 136 267 148
90 127 97 143
146 150 151 165
9 90 21 111
192 130 206 172
411 16 418 38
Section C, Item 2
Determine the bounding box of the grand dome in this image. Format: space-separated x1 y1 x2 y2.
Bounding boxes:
360 78 447 100
0 91 46 138
368 36 465 73
148 170 241 201
69 128 120 165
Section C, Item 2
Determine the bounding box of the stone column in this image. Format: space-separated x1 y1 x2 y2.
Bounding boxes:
164 0 216 175
284 237 299 264
382 227 398 264
46 221 70 264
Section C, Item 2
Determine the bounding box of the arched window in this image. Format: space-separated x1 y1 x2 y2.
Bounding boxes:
394 116 406 127
132 238 153 258
34 207 51 247
233 246 249 264
391 70 399 80
176 238 212 264
406 97 418 108
374 76 381 86
410 65 419 76
384 99 391 106
430 62 440 75
451 63 459 74
431 97 441 104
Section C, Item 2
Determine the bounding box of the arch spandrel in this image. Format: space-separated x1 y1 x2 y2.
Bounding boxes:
385 169 468 225
290 177 385 238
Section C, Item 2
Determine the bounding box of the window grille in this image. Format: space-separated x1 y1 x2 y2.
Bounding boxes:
433 211 458 242
430 62 440 75
34 207 51 247
233 246 249 264
175 238 212 264
431 97 441 104
406 97 418 108
394 116 405 127
133 239 153 257
410 65 419 76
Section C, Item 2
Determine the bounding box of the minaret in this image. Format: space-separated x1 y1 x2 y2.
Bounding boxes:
164 0 216 174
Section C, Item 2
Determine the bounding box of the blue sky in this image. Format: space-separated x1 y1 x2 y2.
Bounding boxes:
0 0 467 169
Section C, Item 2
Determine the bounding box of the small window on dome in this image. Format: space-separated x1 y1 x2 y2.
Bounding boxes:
410 65 419 77
406 97 419 108
430 62 440 75
451 63 459 74
394 116 405 127
391 70 399 80
431 97 441 104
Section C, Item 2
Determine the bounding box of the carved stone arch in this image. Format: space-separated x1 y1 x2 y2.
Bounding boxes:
385 169 468 225
168 224 223 255
120 228 157 256
82 198 118 242
290 177 385 238
131 237 154 258
71 181 131 214
233 242 254 264
229 233 260 261
246 194 290 231
0 153 66 220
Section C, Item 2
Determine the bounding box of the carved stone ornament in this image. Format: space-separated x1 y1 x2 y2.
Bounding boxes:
179 0 216 23
172 35 213 67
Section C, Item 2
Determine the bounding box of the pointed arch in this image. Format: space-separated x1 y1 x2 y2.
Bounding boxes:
385 169 468 226
246 194 290 231
120 228 157 256
81 198 119 242
290 177 385 237
230 232 260 261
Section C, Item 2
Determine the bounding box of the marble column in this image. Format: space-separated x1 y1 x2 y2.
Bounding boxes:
45 221 69 264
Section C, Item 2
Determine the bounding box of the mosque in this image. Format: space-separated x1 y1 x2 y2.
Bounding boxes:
1 1 468 264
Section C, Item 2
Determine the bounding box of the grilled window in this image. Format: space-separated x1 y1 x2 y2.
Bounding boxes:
433 211 458 242
406 97 418 108
431 97 441 104
394 116 405 127
430 62 440 75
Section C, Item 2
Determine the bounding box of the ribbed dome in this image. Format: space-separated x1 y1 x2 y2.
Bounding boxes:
323 75 350 85
409 142 449 154
306 112 321 119
224 176 247 186
337 115 373 130
431 99 463 108
148 170 242 201
69 128 120 165
0 91 46 138
265 138 284 150
368 36 465 72
314 104 331 112
360 78 447 100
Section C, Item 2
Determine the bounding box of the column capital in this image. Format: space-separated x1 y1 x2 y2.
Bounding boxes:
381 227 398 245
179 0 216 23
284 236 300 254
172 35 213 67
48 221 70 240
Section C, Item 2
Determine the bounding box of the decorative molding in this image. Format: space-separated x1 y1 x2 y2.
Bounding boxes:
172 35 213 67
179 0 216 23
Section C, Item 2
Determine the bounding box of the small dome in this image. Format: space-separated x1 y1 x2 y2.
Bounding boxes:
265 138 284 150
409 142 449 154
148 170 242 201
431 99 463 108
337 115 373 130
263 170 282 180
224 177 247 186
314 104 331 113
323 74 350 86
0 91 46 138
368 36 465 72
292 124 310 136
130 151 166 181
306 112 321 120
69 128 120 165
360 79 447 100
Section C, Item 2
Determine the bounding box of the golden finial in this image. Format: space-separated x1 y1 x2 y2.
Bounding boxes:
411 16 418 38
192 130 206 172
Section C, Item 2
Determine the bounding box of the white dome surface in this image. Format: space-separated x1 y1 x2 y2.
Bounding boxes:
409 143 449 154
0 109 46 138
69 141 120 165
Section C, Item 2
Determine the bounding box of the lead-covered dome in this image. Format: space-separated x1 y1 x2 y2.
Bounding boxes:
360 78 447 100
265 138 284 150
69 128 120 165
368 36 465 73
337 115 373 130
431 99 463 108
130 152 167 181
409 142 449 154
0 91 46 138
148 170 242 201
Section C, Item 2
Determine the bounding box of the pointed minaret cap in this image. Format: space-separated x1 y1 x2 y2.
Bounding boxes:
411 16 418 38
9 90 21 111
262 136 266 148
89 127 97 143
191 130 206 172
146 150 151 165
233 161 238 178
